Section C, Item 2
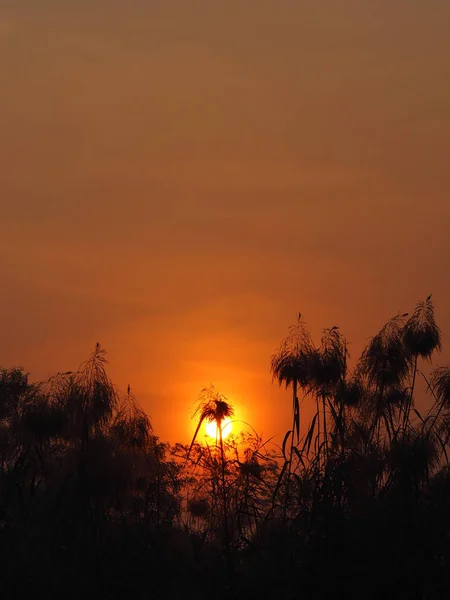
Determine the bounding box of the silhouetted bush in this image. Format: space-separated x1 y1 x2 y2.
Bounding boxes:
1 298 450 599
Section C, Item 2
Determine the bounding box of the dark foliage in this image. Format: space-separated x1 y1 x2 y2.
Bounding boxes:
1 298 450 599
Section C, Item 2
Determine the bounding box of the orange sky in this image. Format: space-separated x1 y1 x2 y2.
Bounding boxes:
1 1 450 443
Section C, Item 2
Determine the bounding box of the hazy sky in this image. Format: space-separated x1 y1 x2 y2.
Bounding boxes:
1 1 450 442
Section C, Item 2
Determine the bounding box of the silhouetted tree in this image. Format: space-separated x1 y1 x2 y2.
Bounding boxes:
1 298 450 600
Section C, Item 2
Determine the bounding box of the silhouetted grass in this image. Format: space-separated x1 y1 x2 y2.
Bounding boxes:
1 298 450 598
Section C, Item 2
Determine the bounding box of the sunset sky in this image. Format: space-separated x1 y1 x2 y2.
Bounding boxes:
1 1 450 443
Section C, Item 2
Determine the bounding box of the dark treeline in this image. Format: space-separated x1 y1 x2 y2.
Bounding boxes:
2 297 450 598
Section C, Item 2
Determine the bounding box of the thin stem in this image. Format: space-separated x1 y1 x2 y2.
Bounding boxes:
283 380 298 522
403 355 418 431
219 420 232 582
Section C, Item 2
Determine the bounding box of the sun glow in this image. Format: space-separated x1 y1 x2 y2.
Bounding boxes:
205 418 232 440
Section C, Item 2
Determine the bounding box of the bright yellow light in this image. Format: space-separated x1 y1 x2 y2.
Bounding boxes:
205 418 232 440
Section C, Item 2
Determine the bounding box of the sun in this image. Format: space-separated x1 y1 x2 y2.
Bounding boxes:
205 418 232 440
